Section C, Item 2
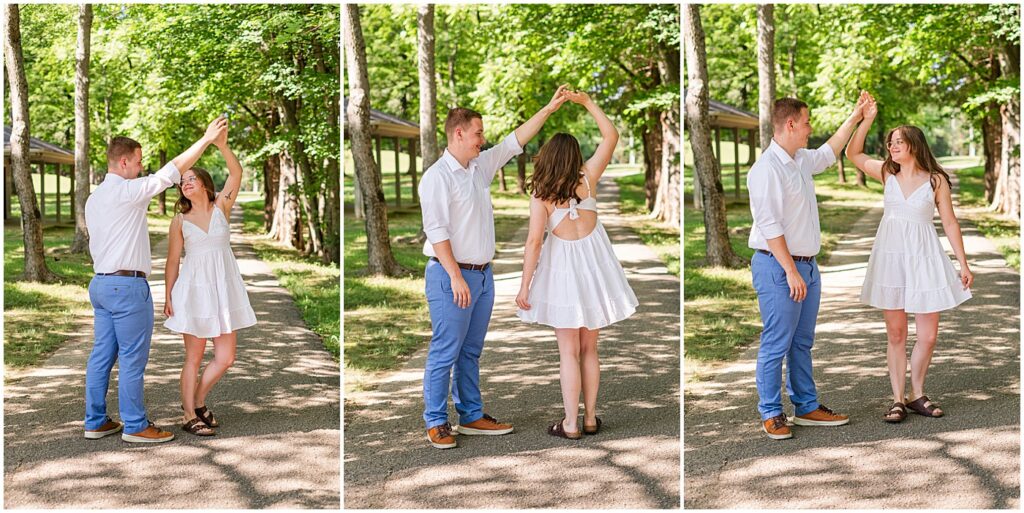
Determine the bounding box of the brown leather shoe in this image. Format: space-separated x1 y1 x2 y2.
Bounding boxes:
762 414 792 440
426 422 457 449
792 405 850 426
121 422 175 443
84 417 123 439
457 414 513 435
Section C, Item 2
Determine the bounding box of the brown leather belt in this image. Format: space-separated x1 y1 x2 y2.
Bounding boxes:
757 249 814 262
430 257 489 271
97 270 147 278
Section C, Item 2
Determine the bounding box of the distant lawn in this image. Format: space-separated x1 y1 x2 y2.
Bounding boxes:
683 139 884 380
616 169 680 276
239 198 340 359
5 192 175 371
945 162 1019 270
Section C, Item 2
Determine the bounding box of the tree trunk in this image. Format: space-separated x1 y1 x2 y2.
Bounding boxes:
982 110 1001 204
993 43 1020 217
746 128 757 165
685 5 743 268
70 3 92 254
757 4 776 150
280 96 325 259
652 40 681 226
263 153 280 233
344 4 402 276
516 152 528 195
314 39 341 264
5 5 57 282
270 149 301 249
642 113 663 213
418 4 441 171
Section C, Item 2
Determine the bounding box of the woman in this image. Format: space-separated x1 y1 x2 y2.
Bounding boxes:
164 120 257 436
516 90 638 439
845 91 973 423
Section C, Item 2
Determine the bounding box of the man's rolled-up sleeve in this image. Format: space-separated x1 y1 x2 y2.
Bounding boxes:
476 132 523 183
419 172 450 244
808 143 837 175
123 161 181 206
748 168 786 240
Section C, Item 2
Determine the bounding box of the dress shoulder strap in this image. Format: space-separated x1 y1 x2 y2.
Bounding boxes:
581 173 593 198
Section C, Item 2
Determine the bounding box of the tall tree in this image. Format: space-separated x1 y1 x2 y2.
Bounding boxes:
685 5 743 268
5 5 58 282
345 5 402 276
70 3 92 254
757 4 775 150
417 4 440 170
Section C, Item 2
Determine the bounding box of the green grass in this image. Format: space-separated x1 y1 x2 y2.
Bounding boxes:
239 199 340 359
616 170 680 276
945 162 1020 270
683 140 885 378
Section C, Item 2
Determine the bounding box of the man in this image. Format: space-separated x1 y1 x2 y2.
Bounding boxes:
83 117 227 443
747 97 866 440
418 85 569 449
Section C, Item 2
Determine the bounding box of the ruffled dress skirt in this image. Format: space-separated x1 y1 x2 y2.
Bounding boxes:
517 222 638 329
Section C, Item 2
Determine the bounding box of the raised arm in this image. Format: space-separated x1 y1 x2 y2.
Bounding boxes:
934 177 974 290
214 137 243 215
164 215 184 318
825 93 867 160
566 90 618 184
515 196 550 311
513 85 569 148
172 116 227 174
845 92 884 182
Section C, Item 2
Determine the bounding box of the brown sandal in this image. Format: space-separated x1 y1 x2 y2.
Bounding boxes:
905 395 944 417
548 418 581 440
182 416 216 436
883 402 907 423
583 416 602 435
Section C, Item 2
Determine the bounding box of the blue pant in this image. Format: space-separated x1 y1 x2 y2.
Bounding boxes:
84 275 154 434
422 259 494 429
751 251 822 420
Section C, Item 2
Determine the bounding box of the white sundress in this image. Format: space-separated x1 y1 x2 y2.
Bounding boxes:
860 174 972 313
165 207 257 338
516 175 639 329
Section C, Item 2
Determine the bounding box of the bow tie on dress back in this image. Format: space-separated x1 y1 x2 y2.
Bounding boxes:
567 198 580 220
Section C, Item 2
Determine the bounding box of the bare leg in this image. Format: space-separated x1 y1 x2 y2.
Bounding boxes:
579 327 600 427
195 332 237 409
909 312 942 415
883 309 909 405
180 334 207 421
555 328 581 433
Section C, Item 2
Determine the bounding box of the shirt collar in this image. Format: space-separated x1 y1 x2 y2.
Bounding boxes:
103 172 127 184
441 148 473 172
768 139 797 166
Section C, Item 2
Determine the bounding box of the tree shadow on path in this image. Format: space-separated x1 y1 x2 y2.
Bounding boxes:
4 207 340 509
344 174 680 509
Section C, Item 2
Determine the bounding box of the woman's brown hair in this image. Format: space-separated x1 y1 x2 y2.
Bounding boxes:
175 167 216 214
527 133 585 204
881 125 951 199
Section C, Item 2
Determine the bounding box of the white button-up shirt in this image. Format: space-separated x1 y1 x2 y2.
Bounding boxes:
419 132 523 265
747 140 835 257
86 162 181 276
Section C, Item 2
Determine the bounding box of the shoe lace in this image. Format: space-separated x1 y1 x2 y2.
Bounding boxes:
770 414 787 430
435 422 453 439
481 414 500 425
817 405 837 416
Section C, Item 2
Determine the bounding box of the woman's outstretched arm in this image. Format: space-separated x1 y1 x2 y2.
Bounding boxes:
213 125 243 216
567 90 618 184
515 196 549 311
935 177 974 290
845 92 885 183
